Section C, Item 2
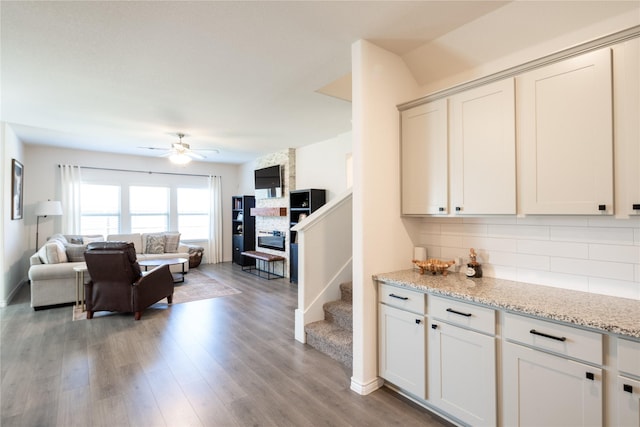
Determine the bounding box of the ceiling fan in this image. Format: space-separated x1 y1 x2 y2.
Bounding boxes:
139 133 219 164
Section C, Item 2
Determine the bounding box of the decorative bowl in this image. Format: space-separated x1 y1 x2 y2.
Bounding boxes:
412 258 455 276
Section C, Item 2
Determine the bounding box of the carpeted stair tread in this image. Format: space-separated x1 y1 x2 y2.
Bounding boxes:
305 320 353 368
340 281 352 303
323 300 353 331
304 281 354 369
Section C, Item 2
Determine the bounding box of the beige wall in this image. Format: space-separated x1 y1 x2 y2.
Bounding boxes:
351 40 419 394
295 131 352 200
1 124 28 306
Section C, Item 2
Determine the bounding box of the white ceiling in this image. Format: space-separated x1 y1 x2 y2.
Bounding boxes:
1 0 510 164
2 1 636 164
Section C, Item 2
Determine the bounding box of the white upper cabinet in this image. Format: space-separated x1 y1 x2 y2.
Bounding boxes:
450 78 516 214
612 38 640 217
517 48 614 215
401 99 448 215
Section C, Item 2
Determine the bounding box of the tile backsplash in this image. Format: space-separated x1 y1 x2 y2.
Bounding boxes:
413 215 640 300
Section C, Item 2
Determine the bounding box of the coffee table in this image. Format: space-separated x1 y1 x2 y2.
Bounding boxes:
138 258 188 283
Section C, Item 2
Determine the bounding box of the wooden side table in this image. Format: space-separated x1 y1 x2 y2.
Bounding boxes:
73 263 88 311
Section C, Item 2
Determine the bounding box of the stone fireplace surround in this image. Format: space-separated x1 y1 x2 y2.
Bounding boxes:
252 148 295 278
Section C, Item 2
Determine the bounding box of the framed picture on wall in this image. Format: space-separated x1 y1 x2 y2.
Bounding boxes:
11 159 23 220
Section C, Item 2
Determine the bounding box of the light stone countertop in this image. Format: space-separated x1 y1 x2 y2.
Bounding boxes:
373 269 640 339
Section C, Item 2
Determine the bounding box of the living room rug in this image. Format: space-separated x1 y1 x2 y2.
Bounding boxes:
72 269 240 321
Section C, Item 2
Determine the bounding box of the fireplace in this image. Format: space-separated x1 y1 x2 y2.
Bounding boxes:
257 231 286 251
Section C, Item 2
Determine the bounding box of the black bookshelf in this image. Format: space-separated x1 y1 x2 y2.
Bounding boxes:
232 195 256 266
289 189 326 282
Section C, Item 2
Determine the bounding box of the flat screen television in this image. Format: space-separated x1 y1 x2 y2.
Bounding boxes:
254 165 283 199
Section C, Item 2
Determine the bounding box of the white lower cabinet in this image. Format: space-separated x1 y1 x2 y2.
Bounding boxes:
377 282 636 427
503 341 602 426
428 320 496 426
378 303 426 399
617 375 640 426
502 312 604 427
617 338 640 426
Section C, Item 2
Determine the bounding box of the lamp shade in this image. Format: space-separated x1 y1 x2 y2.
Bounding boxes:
34 200 63 217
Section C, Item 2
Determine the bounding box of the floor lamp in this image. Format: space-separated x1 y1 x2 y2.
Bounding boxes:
35 200 63 250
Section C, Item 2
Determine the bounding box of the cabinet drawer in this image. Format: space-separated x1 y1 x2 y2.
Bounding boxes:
618 338 640 377
504 312 603 365
429 295 495 335
379 283 426 314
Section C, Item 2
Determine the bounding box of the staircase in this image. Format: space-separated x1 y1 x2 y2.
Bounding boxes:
304 281 353 369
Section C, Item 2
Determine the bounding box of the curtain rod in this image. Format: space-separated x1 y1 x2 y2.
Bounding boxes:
58 164 217 178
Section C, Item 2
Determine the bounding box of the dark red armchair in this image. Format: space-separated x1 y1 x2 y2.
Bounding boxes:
84 241 174 320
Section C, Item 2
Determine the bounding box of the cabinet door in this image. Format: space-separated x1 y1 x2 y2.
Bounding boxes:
401 99 448 215
378 304 426 398
429 321 496 426
503 341 603 427
617 375 640 427
289 243 298 283
450 78 516 214
518 48 613 215
612 38 640 217
232 234 244 265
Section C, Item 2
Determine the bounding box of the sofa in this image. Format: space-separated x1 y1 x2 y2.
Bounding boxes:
28 232 191 309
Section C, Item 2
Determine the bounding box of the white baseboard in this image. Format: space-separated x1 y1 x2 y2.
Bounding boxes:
294 309 306 343
350 376 384 395
0 279 27 307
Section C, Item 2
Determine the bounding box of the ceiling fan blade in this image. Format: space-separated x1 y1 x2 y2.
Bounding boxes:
191 148 220 154
138 146 168 151
140 135 215 161
187 151 206 160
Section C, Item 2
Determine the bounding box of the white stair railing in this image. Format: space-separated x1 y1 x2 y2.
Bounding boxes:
293 189 353 343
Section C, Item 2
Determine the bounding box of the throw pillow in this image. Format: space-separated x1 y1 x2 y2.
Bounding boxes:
65 243 86 262
145 234 165 254
38 241 68 264
164 232 181 253
66 235 84 244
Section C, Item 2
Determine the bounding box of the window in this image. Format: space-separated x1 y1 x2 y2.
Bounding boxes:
81 184 120 235
78 172 211 238
178 188 209 240
130 186 169 233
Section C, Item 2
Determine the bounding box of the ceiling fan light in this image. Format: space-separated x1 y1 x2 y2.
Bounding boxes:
169 152 192 165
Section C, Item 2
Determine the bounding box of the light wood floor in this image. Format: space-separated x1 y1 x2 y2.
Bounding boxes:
1 262 451 427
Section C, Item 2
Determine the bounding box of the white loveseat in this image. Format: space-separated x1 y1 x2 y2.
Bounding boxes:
28 232 191 309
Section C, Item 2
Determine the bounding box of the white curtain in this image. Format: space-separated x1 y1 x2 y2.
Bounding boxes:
208 175 223 263
60 165 82 234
